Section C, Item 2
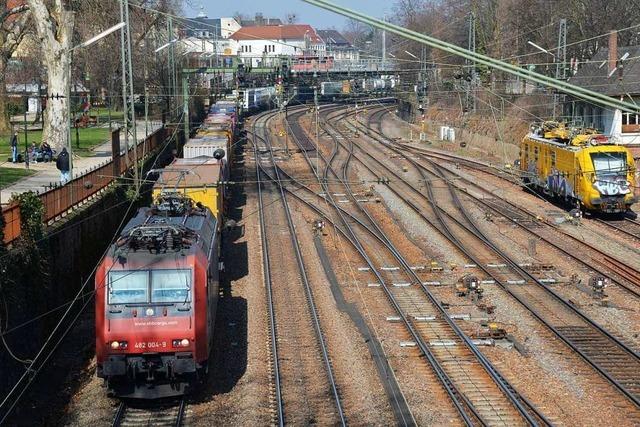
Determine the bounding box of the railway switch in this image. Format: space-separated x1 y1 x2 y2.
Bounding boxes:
589 276 608 297
456 275 484 302
313 219 326 235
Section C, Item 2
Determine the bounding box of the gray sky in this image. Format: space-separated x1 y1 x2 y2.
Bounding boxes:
184 0 391 30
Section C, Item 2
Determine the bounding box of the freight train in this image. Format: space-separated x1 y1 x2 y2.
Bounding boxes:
520 121 637 213
318 77 397 100
95 195 219 398
95 100 237 398
238 86 276 112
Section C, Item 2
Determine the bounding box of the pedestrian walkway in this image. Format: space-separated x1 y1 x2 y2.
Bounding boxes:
0 122 162 205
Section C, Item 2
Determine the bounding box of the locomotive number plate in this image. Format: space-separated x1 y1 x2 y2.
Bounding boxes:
135 341 167 349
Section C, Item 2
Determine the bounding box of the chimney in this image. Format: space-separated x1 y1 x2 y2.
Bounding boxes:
608 30 618 74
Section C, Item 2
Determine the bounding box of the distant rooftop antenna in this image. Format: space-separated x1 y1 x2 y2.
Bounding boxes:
197 4 207 18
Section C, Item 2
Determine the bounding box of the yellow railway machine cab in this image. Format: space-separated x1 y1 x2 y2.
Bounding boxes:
152 157 226 225
520 121 637 213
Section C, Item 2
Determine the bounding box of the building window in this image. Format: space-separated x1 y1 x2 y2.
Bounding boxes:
622 112 638 125
622 112 640 133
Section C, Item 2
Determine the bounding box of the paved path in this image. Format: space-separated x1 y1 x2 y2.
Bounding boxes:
0 122 162 205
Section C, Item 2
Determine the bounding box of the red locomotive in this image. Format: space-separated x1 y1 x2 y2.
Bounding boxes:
95 195 219 398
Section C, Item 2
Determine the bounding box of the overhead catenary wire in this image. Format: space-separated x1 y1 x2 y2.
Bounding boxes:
302 0 640 115
0 111 188 423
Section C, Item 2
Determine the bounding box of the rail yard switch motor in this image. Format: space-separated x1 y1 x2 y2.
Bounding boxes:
589 276 608 297
457 275 483 302
313 219 326 235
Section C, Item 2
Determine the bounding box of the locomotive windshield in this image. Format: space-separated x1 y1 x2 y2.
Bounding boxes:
590 152 627 177
151 270 191 303
109 271 148 304
108 269 192 304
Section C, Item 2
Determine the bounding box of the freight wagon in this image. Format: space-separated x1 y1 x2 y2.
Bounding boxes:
152 157 226 223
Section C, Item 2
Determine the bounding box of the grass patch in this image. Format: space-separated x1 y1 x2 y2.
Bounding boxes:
93 107 124 122
0 127 111 158
0 167 36 189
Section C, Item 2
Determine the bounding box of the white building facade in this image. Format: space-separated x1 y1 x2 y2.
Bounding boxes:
231 25 325 68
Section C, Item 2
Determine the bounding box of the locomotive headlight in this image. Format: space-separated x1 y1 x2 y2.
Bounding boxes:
172 338 190 348
110 341 128 350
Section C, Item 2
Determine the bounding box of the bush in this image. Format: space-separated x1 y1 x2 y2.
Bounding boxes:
7 100 25 117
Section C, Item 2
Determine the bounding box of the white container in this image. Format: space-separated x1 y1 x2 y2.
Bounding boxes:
440 126 449 140
447 127 456 142
184 139 227 160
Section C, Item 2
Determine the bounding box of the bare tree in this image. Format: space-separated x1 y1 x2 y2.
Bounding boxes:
26 0 74 151
0 1 30 133
285 12 298 24
343 18 373 50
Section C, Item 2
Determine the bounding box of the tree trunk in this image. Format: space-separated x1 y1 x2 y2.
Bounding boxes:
0 55 10 134
26 1 74 152
43 50 70 151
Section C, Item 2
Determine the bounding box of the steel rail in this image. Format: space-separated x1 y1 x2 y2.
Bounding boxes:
112 401 126 427
345 106 640 407
249 128 419 426
252 111 285 427
286 111 482 426
367 108 640 299
111 398 186 427
595 218 640 241
252 111 347 426
315 107 549 425
287 107 544 426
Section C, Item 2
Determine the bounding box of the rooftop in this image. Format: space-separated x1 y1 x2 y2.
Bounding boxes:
239 13 282 27
178 16 223 38
568 45 640 97
317 29 351 47
230 24 322 43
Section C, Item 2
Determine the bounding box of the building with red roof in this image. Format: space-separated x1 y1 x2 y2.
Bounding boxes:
230 24 325 67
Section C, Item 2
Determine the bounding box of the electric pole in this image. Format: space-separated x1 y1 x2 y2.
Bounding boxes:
419 45 428 141
168 16 177 121
382 14 386 68
314 86 320 178
466 11 477 114
120 0 139 191
554 18 567 120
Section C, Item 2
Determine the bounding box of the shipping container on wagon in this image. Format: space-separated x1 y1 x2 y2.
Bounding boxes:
152 157 226 223
342 80 351 94
320 81 343 96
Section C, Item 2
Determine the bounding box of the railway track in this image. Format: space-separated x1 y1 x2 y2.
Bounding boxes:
284 107 550 425
361 105 640 295
321 105 640 409
112 399 186 427
251 111 346 426
595 217 640 241
370 111 640 297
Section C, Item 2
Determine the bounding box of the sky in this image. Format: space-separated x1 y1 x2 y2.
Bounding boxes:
184 0 391 30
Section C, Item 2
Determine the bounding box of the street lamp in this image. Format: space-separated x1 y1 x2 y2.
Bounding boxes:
66 22 125 181
155 38 178 53
404 50 418 59
527 40 555 58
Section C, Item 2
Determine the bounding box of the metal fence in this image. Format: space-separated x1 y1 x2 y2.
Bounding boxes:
1 127 166 245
